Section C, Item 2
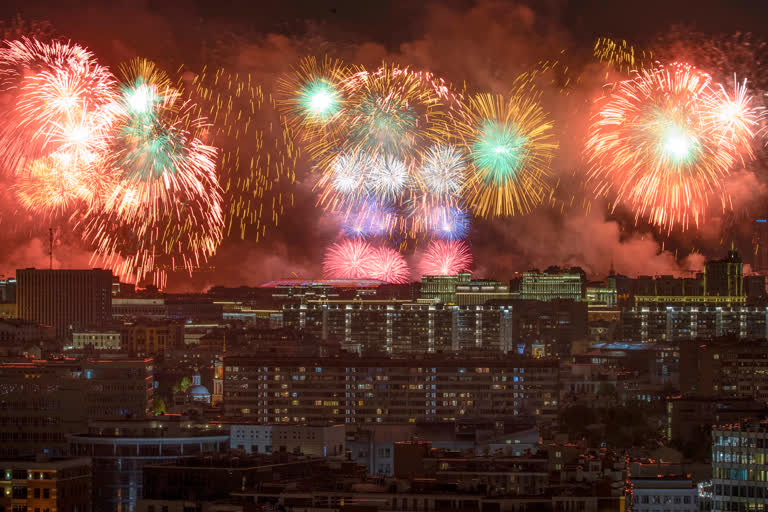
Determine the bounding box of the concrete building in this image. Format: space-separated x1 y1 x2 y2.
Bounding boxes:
228 423 345 457
121 320 183 356
0 358 154 457
223 353 559 424
712 420 768 509
705 248 744 297
16 268 112 339
455 279 511 305
0 278 16 303
420 273 471 304
0 318 55 344
0 456 92 512
111 298 166 319
520 268 583 302
628 477 698 511
72 330 121 350
69 418 229 512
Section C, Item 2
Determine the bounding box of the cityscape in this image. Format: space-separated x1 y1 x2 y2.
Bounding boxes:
3 1 768 511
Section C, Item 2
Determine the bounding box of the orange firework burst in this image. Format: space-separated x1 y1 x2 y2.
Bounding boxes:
585 62 762 232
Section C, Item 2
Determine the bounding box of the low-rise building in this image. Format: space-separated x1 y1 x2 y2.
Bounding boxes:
0 456 92 512
72 330 121 350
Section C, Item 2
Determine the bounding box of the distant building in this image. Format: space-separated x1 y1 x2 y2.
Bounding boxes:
69 418 229 512
228 424 345 457
705 248 744 297
0 357 154 457
120 320 183 356
0 456 92 512
455 279 512 305
712 421 768 509
754 219 768 272
628 477 698 512
520 268 583 302
0 318 55 345
680 338 768 402
745 274 767 301
72 330 121 350
420 273 471 304
0 277 16 303
111 298 166 319
223 353 559 424
16 268 112 339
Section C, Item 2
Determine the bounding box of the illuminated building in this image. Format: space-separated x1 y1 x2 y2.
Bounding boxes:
621 304 765 343
520 268 583 302
223 353 559 424
16 268 112 339
712 421 768 509
455 279 512 305
705 248 744 297
420 273 471 304
628 477 698 511
72 330 121 350
0 456 91 512
111 298 166 319
69 418 229 512
120 320 183 356
227 423 345 456
0 278 15 303
283 299 586 356
0 358 153 457
680 338 768 402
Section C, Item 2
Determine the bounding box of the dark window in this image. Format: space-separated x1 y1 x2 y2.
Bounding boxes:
42 489 49 499
33 488 40 498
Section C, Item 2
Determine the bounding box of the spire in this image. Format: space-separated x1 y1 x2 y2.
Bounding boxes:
609 259 615 277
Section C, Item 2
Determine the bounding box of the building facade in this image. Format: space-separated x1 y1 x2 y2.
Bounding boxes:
17 268 112 339
712 421 768 510
223 353 559 424
72 330 122 350
0 456 92 512
69 419 229 512
520 269 583 302
0 358 153 457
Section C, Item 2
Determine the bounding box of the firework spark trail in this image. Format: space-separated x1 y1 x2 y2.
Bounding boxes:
593 37 653 75
452 76 558 218
182 67 298 240
418 239 472 276
586 62 762 232
79 58 224 287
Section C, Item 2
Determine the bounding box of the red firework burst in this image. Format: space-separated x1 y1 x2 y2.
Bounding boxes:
369 246 410 283
322 239 376 279
417 240 472 276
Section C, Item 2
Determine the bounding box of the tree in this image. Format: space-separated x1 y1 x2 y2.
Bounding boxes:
152 398 167 416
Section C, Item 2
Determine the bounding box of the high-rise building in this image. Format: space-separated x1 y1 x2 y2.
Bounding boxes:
0 456 92 512
520 268 583 302
712 420 768 509
705 248 744 297
0 278 16 303
0 358 154 457
223 352 559 423
282 298 586 355
16 268 112 339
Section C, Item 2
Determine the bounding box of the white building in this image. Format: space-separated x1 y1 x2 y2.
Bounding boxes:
629 478 698 512
72 330 121 350
230 424 273 454
229 424 345 458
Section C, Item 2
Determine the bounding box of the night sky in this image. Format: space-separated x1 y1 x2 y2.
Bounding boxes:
0 0 767 290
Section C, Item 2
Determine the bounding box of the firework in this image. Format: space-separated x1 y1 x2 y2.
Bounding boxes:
181 68 297 239
369 246 410 283
277 56 355 134
322 238 376 279
593 37 653 75
79 59 224 287
425 205 471 241
453 82 557 218
586 63 761 231
369 154 409 200
340 199 397 239
418 240 472 276
417 144 467 200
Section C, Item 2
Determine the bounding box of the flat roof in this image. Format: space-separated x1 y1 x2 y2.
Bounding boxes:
259 279 386 288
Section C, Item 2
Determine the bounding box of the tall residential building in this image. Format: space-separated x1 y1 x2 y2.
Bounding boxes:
520 268 583 302
282 299 586 355
712 421 768 509
16 268 112 339
0 457 92 512
0 358 154 457
680 338 768 402
705 248 744 297
621 304 765 343
223 352 559 424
